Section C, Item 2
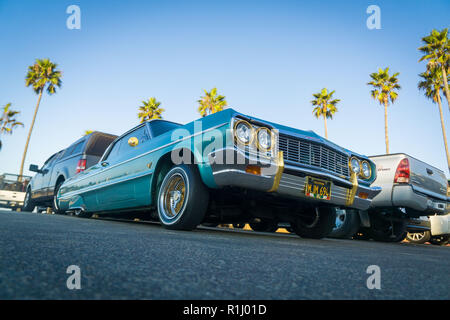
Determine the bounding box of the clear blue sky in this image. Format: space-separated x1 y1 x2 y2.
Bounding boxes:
0 0 449 177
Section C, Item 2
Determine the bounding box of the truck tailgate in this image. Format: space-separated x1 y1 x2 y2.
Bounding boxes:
408 157 447 200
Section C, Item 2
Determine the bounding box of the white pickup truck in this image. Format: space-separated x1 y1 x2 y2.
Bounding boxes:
0 173 31 210
330 154 450 244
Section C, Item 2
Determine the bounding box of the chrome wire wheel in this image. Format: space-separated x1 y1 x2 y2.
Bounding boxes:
159 172 188 223
410 232 426 241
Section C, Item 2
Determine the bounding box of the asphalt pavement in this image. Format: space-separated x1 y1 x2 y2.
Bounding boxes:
0 210 448 299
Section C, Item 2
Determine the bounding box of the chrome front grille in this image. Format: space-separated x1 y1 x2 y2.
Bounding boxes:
278 134 349 177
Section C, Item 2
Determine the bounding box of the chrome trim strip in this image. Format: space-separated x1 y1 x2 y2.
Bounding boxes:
59 170 154 199
212 169 271 179
62 122 229 188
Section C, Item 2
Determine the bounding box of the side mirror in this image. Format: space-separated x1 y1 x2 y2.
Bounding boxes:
128 137 139 147
29 164 40 173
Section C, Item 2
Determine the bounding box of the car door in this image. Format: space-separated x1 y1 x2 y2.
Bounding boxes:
43 151 63 198
94 124 152 211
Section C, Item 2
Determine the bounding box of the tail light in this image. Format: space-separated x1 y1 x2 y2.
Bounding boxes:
76 159 87 173
394 158 410 184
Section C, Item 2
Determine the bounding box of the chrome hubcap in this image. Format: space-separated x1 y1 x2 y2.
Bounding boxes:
335 210 346 229
161 173 186 220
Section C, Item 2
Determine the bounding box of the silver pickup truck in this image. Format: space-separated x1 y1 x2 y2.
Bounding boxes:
330 153 449 243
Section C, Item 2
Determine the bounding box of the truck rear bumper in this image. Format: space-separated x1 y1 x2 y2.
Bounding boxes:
392 185 447 214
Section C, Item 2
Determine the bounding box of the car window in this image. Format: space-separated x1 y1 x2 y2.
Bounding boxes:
85 134 117 157
105 125 150 161
42 154 57 170
71 141 84 155
62 140 85 158
149 120 181 137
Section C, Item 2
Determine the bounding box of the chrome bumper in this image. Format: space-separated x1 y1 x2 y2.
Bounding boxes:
208 147 381 211
391 185 447 214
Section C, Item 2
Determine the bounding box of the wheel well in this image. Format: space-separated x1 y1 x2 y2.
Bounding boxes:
54 176 65 193
151 148 195 200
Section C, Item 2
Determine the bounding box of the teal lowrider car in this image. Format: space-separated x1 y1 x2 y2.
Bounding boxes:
57 109 381 239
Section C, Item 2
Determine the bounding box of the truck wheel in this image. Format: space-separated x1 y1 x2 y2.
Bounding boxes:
22 189 36 212
249 219 278 232
52 180 65 215
429 235 449 246
157 164 209 230
367 215 407 243
291 207 335 239
328 209 361 239
406 231 431 244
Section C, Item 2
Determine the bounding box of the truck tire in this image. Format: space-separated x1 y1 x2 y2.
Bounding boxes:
22 188 36 212
406 231 431 244
329 209 361 239
367 214 407 243
157 164 209 230
249 219 278 232
429 235 449 246
52 180 65 215
291 207 335 239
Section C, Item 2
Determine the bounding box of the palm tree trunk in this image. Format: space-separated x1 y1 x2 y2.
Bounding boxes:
322 103 328 139
436 93 450 173
384 101 389 154
441 66 450 112
19 90 43 179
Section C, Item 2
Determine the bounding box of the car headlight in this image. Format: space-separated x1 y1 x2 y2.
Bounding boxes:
350 157 361 174
360 161 371 179
234 120 253 145
256 127 272 151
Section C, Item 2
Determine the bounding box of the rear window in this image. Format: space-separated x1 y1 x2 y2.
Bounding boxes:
85 133 117 157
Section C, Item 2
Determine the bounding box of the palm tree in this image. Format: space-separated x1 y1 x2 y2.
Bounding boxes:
138 97 164 123
367 67 401 154
0 103 24 151
419 28 450 112
311 88 340 139
20 58 62 178
418 67 450 172
197 88 227 117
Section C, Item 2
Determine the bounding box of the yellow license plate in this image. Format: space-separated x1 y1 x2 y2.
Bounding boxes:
305 176 331 200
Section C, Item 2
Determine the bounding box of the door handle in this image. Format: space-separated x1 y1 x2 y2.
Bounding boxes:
101 161 109 167
426 168 433 175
